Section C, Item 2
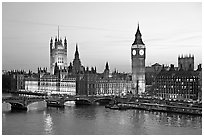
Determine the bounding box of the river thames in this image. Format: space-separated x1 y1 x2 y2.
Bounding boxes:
2 98 202 135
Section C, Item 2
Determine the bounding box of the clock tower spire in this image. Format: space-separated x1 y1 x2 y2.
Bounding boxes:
131 23 146 95
133 24 144 45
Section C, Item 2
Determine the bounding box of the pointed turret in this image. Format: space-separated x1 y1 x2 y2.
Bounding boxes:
64 37 67 44
72 43 82 75
64 37 67 49
94 66 97 73
136 23 142 36
74 43 79 59
103 62 110 78
105 62 109 71
50 37 53 43
50 37 53 50
132 23 145 45
58 26 60 41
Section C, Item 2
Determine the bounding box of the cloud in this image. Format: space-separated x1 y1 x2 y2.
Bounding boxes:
5 19 129 33
145 31 201 49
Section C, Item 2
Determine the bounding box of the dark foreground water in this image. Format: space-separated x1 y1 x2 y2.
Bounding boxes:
2 94 202 135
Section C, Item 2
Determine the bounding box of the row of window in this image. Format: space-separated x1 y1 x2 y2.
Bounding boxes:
157 78 197 82
155 90 196 94
25 83 38 85
156 94 192 99
41 79 58 81
158 85 196 88
96 87 131 91
97 80 129 83
27 82 75 87
60 84 76 87
40 79 75 82
55 90 75 93
58 57 64 64
156 81 197 85
96 91 117 95
41 83 59 86
95 83 131 88
54 50 66 54
158 76 197 79
155 89 197 94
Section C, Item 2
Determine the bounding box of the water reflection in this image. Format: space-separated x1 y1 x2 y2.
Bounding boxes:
73 105 97 120
28 101 46 111
146 111 202 129
2 102 202 135
43 111 54 134
2 103 11 111
64 101 75 107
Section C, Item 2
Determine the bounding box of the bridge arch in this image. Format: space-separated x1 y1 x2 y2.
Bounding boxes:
94 98 112 104
8 102 27 111
7 102 24 106
27 100 46 107
3 97 46 111
75 98 92 105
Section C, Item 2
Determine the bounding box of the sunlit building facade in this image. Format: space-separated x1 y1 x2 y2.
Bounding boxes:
60 76 76 95
25 77 39 92
95 78 132 96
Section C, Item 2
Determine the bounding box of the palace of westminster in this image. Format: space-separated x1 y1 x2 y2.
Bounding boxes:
2 25 202 101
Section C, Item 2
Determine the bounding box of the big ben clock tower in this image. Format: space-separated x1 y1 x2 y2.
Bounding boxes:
131 24 146 95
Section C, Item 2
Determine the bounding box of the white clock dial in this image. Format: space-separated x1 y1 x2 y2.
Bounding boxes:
139 49 144 55
132 50 136 55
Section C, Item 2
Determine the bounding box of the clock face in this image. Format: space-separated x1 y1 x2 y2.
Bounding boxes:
132 50 136 55
139 49 144 55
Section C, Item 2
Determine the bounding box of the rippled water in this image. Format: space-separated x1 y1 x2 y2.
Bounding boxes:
2 101 202 135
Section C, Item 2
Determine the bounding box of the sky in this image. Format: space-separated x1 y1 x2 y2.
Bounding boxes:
2 2 202 73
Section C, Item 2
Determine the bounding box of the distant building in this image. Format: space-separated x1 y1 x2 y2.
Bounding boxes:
153 64 199 100
50 27 68 74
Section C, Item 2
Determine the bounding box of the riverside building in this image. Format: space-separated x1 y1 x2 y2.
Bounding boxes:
12 25 148 96
153 63 201 100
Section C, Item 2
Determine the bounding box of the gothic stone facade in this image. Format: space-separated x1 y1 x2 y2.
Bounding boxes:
50 28 68 74
131 24 146 95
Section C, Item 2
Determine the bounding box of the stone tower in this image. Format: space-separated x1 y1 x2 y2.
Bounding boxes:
178 54 194 71
131 24 146 95
103 62 110 78
50 26 68 74
72 44 82 74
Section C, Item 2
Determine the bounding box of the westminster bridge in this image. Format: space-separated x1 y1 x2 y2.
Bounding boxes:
2 95 125 111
